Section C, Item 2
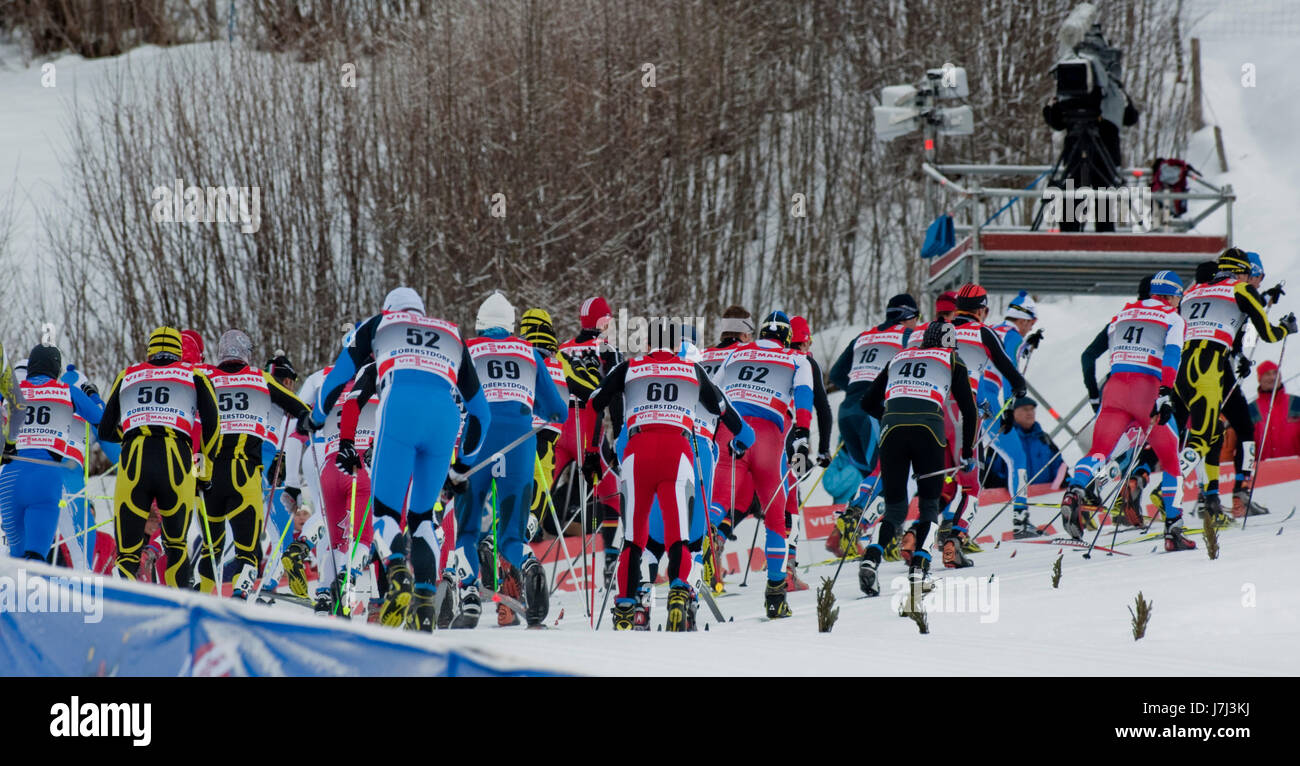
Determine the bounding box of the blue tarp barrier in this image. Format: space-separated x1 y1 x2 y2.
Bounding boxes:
0 558 569 676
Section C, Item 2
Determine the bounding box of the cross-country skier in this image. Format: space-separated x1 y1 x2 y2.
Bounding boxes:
589 318 750 631
858 321 977 596
1060 271 1194 550
313 361 379 616
1176 249 1294 525
519 308 569 538
780 315 831 591
449 292 566 629
309 287 492 631
199 330 310 598
710 310 813 618
920 283 1025 568
0 344 103 561
981 291 1045 538
255 351 301 594
554 297 622 585
827 294 920 558
57 362 120 567
99 327 221 585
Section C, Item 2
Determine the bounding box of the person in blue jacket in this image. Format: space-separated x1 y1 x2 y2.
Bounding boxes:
1 344 104 560
310 287 492 632
449 291 566 629
58 362 120 568
984 396 1067 493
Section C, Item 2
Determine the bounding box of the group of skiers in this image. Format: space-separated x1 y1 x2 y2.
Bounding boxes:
0 245 1292 629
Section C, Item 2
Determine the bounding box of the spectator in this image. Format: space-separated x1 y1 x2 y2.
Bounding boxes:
984 396 1068 489
1249 361 1300 460
822 445 865 506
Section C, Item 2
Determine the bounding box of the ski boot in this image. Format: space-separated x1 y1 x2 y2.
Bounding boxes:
1012 506 1043 539
882 535 902 562
764 579 793 619
941 529 974 569
785 559 810 592
313 585 337 616
960 527 983 553
666 580 696 632
828 505 865 558
902 551 933 614
498 563 523 627
377 534 413 627
1115 470 1149 526
1197 493 1234 529
1232 489 1270 518
436 569 457 629
1147 487 1167 526
450 583 482 629
411 587 437 632
633 583 652 630
522 556 549 627
281 539 312 598
1164 515 1197 552
477 537 497 590
858 551 881 597
1060 487 1087 541
900 524 917 564
612 599 637 631
702 527 723 592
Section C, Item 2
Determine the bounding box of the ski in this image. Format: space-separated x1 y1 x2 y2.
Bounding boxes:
1007 537 1131 556
694 578 725 623
478 585 528 618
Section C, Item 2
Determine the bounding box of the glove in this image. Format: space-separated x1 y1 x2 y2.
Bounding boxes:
445 460 471 494
978 400 994 420
816 451 832 468
1000 407 1015 435
78 381 98 399
284 486 302 504
1235 353 1252 380
790 427 810 459
728 438 748 460
582 450 603 482
1263 283 1285 306
1152 386 1175 425
362 448 373 468
281 487 300 515
335 438 361 475
1089 396 1101 414
1011 387 1027 401
1023 329 1044 350
1280 312 1298 335
1 441 15 466
296 412 323 436
959 447 977 474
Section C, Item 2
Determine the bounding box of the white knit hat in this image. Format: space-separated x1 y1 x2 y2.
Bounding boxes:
1005 290 1037 321
475 290 516 332
383 286 425 314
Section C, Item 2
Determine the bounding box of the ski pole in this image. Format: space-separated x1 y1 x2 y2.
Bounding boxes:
335 493 375 617
914 466 962 481
797 443 842 513
1243 333 1288 530
973 407 1100 539
1085 425 1152 558
3 453 79 470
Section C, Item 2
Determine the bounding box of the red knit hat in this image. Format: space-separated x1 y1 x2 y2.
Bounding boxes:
1258 360 1279 377
181 329 205 364
580 296 612 329
935 291 958 314
790 316 812 345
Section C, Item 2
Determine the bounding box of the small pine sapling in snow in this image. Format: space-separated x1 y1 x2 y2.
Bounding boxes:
816 577 839 633
1051 552 1063 588
1129 591 1153 641
1203 521 1220 560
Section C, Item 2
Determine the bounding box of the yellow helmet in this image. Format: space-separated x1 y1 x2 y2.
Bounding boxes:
520 308 557 354
147 326 184 361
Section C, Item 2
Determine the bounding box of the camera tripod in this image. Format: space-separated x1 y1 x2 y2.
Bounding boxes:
1032 116 1123 231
